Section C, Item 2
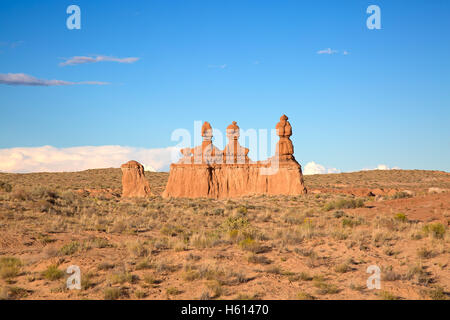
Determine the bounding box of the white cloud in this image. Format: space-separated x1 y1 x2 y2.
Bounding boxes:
362 164 401 171
303 161 340 175
317 48 338 55
60 55 140 66
0 73 109 86
343 50 349 55
0 145 180 173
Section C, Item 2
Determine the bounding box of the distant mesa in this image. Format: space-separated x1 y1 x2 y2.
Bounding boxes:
121 160 152 198
162 115 307 199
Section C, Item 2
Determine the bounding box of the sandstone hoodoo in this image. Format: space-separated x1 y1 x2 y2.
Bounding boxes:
121 160 152 198
162 115 307 199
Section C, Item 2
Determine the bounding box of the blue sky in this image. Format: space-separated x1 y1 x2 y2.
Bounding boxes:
0 0 449 173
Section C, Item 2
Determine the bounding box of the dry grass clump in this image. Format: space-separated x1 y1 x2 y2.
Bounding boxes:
41 265 64 281
0 257 22 280
323 198 365 211
422 223 446 239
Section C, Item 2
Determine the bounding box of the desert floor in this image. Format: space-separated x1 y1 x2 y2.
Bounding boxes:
0 169 448 300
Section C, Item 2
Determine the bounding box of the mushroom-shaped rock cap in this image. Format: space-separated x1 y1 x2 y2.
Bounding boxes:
226 121 239 131
121 160 144 169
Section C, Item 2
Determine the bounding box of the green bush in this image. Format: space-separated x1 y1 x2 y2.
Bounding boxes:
41 265 64 281
422 223 446 239
394 213 408 222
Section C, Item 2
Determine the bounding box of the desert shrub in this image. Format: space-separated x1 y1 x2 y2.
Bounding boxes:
34 199 53 212
247 254 272 265
166 287 181 295
98 262 115 271
238 238 264 253
0 286 29 299
417 247 435 259
89 237 112 249
405 264 432 285
221 216 249 232
282 211 305 225
427 286 447 300
10 189 30 201
31 186 58 199
394 213 408 222
109 271 134 284
382 266 401 281
134 290 146 299
334 262 350 274
190 232 221 248
236 206 248 214
390 192 412 199
41 265 64 281
127 241 149 257
212 208 224 216
182 269 200 281
104 287 122 300
333 211 345 218
59 241 80 256
323 198 364 211
0 257 22 280
342 217 361 228
377 290 399 300
135 259 152 270
295 218 318 239
422 223 446 239
160 224 185 237
81 272 95 290
205 280 223 298
314 278 340 295
143 273 160 285
297 292 315 300
0 181 12 192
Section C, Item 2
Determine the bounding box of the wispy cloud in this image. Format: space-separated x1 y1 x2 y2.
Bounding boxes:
0 145 180 173
317 48 338 55
59 55 140 66
0 73 109 86
208 64 227 69
343 50 349 55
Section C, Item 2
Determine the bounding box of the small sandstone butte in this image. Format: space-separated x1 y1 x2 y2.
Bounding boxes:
162 115 307 199
121 160 152 198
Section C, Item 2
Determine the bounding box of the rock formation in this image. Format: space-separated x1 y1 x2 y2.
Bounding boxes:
121 160 152 198
223 121 249 164
162 116 307 199
275 114 294 161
